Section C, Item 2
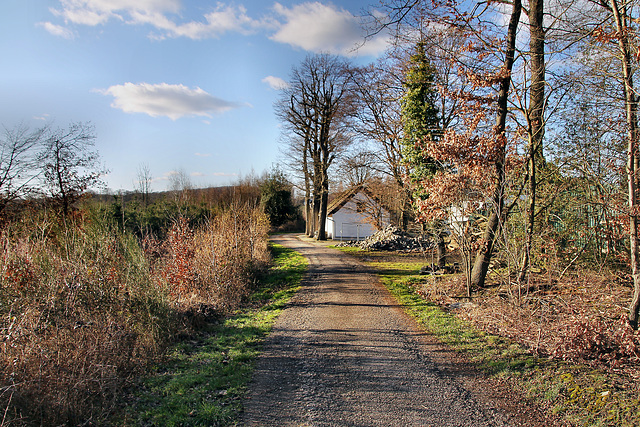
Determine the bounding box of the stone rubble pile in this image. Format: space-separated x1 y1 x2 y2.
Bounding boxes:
336 225 433 252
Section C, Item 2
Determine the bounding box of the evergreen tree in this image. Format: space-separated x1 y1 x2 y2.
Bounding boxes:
260 168 296 228
400 41 441 187
400 42 447 266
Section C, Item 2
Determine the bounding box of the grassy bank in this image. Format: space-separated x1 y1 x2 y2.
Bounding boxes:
337 248 640 427
121 243 307 426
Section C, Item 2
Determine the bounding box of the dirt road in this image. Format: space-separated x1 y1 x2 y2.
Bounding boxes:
241 234 533 426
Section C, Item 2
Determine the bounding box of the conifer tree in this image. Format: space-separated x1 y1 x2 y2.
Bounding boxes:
400 42 446 266
401 42 441 185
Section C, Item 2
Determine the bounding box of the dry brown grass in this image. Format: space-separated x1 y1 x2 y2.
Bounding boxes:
0 202 270 426
418 263 640 379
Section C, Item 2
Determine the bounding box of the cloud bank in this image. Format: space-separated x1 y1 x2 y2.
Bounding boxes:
97 82 240 120
43 1 389 56
46 0 269 39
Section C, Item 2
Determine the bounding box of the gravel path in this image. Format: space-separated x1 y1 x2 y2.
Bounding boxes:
240 234 530 426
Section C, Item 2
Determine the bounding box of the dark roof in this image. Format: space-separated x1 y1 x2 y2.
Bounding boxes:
327 185 383 215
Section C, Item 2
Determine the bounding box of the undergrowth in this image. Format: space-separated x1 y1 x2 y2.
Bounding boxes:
0 202 270 426
121 243 307 426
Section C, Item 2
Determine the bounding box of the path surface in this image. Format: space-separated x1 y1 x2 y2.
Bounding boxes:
241 235 527 426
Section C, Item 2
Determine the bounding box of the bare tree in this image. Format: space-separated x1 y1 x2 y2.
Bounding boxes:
335 147 378 188
41 122 107 216
168 168 193 205
517 0 546 282
136 162 152 207
349 62 412 228
0 123 47 215
279 134 316 236
600 0 640 329
554 0 640 327
276 54 354 240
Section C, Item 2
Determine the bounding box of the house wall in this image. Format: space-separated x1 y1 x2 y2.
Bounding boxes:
326 191 390 240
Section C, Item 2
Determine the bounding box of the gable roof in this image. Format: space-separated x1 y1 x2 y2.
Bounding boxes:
327 185 386 215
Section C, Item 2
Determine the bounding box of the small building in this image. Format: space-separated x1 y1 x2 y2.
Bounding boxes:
325 186 392 240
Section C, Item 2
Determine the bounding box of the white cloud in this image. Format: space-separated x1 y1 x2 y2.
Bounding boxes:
33 113 51 121
38 21 75 39
270 2 388 56
96 82 241 120
48 0 269 40
132 4 269 40
262 75 289 90
51 0 180 25
195 152 212 157
45 1 389 55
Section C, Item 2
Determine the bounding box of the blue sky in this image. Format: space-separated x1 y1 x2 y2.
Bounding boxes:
1 1 390 192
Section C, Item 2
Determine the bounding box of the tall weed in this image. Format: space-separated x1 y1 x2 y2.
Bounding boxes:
0 210 169 425
0 201 269 425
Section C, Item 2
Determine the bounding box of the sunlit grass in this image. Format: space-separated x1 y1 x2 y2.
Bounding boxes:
122 243 307 426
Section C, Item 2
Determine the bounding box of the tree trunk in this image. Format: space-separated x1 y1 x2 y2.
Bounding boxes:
470 206 501 288
470 0 522 288
609 0 640 328
316 174 329 240
519 0 545 283
312 195 320 237
304 195 312 236
436 229 446 268
303 137 314 237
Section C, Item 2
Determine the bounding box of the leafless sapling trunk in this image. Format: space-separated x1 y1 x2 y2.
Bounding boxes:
470 0 523 288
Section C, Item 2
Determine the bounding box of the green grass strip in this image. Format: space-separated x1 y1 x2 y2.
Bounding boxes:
122 243 307 426
339 251 640 427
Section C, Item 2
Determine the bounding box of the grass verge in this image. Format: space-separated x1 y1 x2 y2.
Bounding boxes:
337 249 640 427
120 243 307 426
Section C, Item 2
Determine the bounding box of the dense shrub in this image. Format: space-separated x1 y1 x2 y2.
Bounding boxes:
552 315 640 367
157 203 270 310
0 201 269 425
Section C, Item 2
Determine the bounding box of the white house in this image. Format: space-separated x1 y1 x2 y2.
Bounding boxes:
324 186 392 240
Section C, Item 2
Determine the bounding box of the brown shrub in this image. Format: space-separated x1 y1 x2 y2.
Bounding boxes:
551 315 640 367
0 201 270 425
157 203 270 312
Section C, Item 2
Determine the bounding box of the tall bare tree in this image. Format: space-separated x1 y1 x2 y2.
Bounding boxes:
349 62 411 227
276 54 354 240
41 122 106 216
604 0 640 328
0 123 47 215
279 134 315 236
136 162 152 207
517 0 546 282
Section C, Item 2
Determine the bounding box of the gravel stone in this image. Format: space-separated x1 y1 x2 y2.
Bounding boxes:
240 235 555 426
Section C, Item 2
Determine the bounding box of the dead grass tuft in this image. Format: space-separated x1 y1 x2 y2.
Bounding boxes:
417 264 640 382
0 202 270 425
